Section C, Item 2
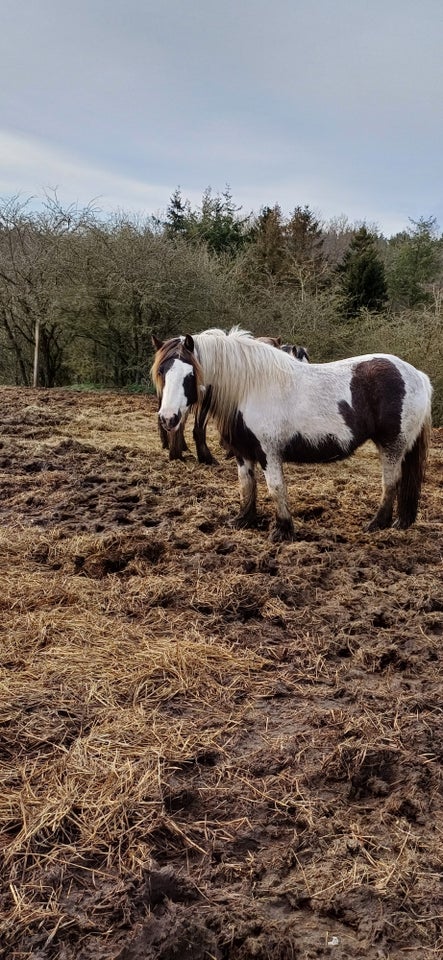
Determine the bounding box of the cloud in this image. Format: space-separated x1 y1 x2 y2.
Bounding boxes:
0 127 428 238
0 130 171 218
1 0 442 238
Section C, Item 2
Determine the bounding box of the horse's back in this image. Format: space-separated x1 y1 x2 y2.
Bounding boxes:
307 354 431 409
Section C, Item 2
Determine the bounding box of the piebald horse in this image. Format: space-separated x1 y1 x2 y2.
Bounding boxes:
282 344 310 363
152 333 308 463
151 328 432 540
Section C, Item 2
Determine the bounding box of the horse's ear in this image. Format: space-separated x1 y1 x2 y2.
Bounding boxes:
184 334 194 352
275 336 282 346
152 335 163 351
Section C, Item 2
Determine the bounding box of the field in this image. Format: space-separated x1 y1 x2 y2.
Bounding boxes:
0 387 442 960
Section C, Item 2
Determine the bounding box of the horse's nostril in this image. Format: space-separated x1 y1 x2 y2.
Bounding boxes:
159 411 180 431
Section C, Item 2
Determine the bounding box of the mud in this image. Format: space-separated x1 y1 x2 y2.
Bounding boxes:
0 387 442 960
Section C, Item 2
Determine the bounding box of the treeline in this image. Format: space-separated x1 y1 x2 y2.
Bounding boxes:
0 189 442 421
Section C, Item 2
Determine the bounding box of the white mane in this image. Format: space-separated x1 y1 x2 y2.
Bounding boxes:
193 327 300 435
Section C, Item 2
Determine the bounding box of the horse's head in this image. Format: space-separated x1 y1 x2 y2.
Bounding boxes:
151 334 202 432
256 335 282 348
281 344 310 363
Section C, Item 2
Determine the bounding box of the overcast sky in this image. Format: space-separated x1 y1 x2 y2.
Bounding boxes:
1 0 442 236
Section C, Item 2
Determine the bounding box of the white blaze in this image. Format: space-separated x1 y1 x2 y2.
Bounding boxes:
159 358 194 426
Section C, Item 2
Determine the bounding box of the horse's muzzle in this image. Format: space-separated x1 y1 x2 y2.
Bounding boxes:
158 411 181 432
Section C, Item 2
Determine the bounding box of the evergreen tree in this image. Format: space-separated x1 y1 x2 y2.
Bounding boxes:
165 186 249 255
386 216 441 309
336 226 387 318
164 188 192 239
197 186 248 255
251 205 286 277
284 205 326 296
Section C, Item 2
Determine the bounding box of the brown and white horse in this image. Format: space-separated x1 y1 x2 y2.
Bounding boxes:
151 327 432 540
151 333 309 463
281 343 310 363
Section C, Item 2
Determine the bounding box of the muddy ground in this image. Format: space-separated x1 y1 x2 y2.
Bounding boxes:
0 387 442 960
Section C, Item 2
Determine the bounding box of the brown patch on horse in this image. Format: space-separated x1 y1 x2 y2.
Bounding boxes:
224 411 268 470
338 358 406 445
283 433 355 464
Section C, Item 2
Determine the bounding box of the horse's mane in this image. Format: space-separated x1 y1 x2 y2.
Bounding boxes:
194 327 298 436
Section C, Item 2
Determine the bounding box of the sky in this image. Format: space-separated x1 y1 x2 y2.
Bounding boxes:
1 0 443 237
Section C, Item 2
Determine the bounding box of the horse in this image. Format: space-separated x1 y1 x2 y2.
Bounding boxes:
281 344 310 363
152 334 215 463
152 332 309 463
151 328 432 540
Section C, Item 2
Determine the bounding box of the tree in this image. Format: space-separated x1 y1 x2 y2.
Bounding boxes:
197 186 249 255
249 205 286 278
164 186 250 255
283 205 326 297
164 187 192 239
0 195 95 386
336 226 387 319
386 216 442 309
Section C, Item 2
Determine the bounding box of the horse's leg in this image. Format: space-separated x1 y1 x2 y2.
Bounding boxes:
156 395 170 450
168 422 188 460
394 421 430 528
366 446 401 531
158 419 170 451
193 412 217 465
263 458 295 541
157 393 188 458
232 457 258 527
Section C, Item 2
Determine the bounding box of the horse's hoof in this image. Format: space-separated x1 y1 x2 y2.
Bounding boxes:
231 513 259 530
270 519 295 541
365 517 391 532
365 520 379 532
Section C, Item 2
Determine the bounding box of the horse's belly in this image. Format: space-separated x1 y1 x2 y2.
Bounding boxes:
282 431 355 464
239 399 357 465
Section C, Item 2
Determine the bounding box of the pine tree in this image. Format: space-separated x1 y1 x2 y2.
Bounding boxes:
336 226 387 318
164 188 191 239
386 216 441 308
197 186 247 255
165 186 249 255
251 205 286 277
284 205 326 296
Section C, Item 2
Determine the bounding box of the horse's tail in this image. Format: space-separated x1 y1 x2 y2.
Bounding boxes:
397 414 431 528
